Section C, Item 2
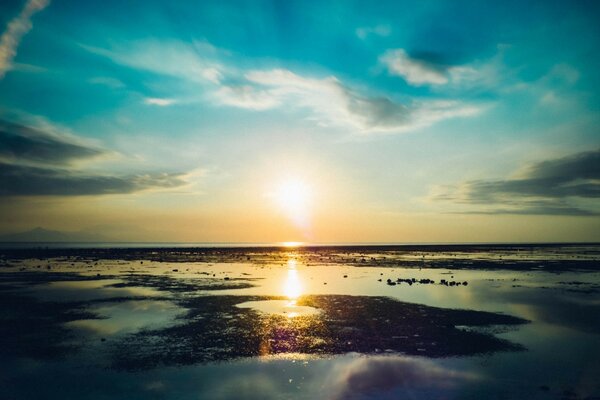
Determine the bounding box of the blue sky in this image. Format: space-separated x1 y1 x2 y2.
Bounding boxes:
0 0 599 242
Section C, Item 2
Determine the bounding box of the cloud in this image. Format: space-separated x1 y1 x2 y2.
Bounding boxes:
356 24 391 40
0 117 188 196
0 162 187 196
220 68 481 133
214 85 280 110
83 40 223 84
379 48 498 89
85 41 482 134
144 97 177 106
0 119 104 165
433 149 600 215
330 356 478 400
0 0 49 78
89 76 125 89
379 49 449 86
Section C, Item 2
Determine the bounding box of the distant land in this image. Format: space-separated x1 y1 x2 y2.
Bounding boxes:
0 227 112 243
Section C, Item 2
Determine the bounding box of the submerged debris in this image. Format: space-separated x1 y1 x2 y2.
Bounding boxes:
382 277 468 287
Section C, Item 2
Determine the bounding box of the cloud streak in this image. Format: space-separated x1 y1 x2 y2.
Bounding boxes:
0 119 104 165
356 24 391 40
0 0 49 78
433 149 600 215
0 162 186 196
0 118 189 196
83 40 223 84
144 97 177 107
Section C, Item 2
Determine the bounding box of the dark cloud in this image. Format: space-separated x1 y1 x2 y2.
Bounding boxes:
435 149 600 215
459 204 597 216
345 89 410 128
408 50 454 66
0 118 189 196
527 150 600 181
0 162 186 196
0 119 105 165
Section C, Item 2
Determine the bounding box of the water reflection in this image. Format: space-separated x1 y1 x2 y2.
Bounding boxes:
235 299 320 317
238 260 319 317
66 300 184 336
31 280 162 301
329 356 480 400
284 259 302 300
282 259 304 317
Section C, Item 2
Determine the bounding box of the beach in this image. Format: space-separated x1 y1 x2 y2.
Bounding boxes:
1 244 599 399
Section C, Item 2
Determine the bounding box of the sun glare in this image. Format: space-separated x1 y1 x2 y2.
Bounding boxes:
274 179 312 219
283 259 302 300
281 241 303 247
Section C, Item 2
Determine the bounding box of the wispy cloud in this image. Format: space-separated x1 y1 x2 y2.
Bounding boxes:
219 68 481 134
214 85 280 110
83 40 224 84
432 149 600 215
0 0 49 79
356 24 391 40
85 40 483 134
89 76 125 89
144 97 177 106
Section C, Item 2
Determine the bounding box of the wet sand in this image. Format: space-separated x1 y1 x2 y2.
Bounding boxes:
0 244 599 399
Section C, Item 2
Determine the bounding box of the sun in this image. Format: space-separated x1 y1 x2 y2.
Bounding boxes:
273 179 312 219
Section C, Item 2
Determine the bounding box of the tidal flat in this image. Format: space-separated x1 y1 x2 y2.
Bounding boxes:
1 244 599 399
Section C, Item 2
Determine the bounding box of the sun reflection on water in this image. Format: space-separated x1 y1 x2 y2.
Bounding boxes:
281 241 303 248
284 259 302 301
237 258 318 319
283 259 304 317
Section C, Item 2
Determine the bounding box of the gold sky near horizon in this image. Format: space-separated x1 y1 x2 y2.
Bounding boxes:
3 193 599 243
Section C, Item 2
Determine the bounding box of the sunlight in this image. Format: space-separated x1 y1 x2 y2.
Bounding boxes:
281 241 303 248
283 259 302 301
273 179 312 226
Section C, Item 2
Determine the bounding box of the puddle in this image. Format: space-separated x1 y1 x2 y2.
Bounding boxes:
66 300 185 336
30 280 163 301
236 299 321 317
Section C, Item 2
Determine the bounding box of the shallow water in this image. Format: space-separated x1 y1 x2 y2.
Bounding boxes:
1 246 599 399
65 299 185 336
236 299 321 317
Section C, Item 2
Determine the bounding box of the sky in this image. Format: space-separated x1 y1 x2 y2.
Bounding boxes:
0 0 599 243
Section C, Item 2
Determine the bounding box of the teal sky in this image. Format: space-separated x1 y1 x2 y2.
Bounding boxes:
0 0 599 242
